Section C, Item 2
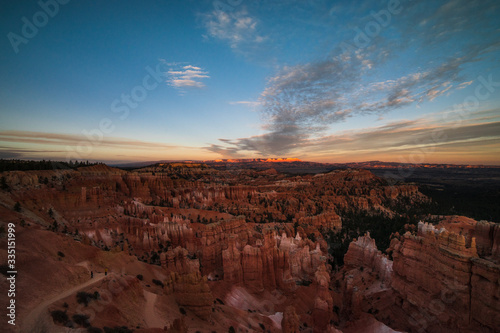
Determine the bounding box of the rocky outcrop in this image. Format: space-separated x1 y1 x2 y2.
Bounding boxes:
297 210 342 231
472 221 500 260
471 257 500 330
391 225 476 331
222 230 327 291
166 271 214 320
281 306 300 333
160 246 199 274
338 219 500 333
241 244 265 290
166 317 188 333
312 264 334 332
197 217 250 278
221 237 243 282
122 214 195 253
339 233 395 325
389 221 498 332
344 233 393 285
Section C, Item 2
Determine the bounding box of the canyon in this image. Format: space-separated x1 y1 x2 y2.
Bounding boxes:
0 161 498 332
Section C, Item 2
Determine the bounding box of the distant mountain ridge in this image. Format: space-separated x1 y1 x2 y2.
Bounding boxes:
1 157 499 172
111 158 500 172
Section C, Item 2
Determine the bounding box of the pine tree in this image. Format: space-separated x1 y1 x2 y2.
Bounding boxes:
0 176 8 190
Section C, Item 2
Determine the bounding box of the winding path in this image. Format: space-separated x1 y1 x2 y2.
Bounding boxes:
143 290 167 329
20 272 106 333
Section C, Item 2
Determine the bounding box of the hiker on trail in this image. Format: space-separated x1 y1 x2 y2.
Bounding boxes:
105 268 108 276
91 271 93 278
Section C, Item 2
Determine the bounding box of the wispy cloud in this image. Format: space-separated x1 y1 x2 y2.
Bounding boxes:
242 50 474 155
0 131 204 162
0 147 67 159
205 111 500 164
402 0 500 48
228 100 261 107
208 0 500 157
457 81 473 89
165 63 210 91
0 131 186 149
202 8 266 52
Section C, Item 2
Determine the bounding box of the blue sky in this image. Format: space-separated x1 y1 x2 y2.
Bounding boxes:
1 0 499 164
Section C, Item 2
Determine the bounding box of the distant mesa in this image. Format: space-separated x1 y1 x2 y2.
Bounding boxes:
209 157 302 163
107 158 500 170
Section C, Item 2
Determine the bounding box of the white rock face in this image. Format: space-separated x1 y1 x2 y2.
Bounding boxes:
417 221 446 236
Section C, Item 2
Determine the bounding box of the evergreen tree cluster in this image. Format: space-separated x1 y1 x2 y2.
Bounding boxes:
0 159 98 172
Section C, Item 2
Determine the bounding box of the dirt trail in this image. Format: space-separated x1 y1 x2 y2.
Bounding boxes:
143 290 167 329
19 272 106 333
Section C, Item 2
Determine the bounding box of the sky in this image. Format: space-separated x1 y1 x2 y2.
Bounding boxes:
1 0 499 165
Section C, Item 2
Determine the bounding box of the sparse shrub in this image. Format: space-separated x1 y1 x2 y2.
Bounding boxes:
0 176 9 190
136 274 143 281
103 326 133 333
20 219 26 227
63 302 68 308
296 280 311 286
87 327 103 333
57 251 65 258
14 202 21 212
0 264 9 276
76 291 95 307
72 313 90 327
179 307 186 315
259 323 266 330
50 310 68 324
152 279 164 288
150 251 160 264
